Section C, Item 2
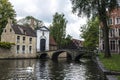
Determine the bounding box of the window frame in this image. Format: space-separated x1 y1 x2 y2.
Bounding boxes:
108 18 113 25
23 37 25 43
115 17 120 24
29 38 32 44
17 36 20 43
22 45 25 54
16 45 20 54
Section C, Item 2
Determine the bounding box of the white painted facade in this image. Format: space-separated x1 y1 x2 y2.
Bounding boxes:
36 26 49 52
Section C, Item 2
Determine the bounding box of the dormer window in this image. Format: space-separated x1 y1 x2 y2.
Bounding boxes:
4 29 6 32
10 29 12 32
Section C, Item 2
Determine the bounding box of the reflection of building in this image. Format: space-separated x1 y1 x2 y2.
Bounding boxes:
36 26 49 52
99 6 120 53
1 19 37 58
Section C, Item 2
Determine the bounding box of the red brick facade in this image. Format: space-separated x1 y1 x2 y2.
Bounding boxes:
99 7 120 54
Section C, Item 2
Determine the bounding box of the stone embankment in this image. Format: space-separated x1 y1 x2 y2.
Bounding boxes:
93 57 118 80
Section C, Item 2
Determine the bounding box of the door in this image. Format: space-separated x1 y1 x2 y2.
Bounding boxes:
40 39 46 51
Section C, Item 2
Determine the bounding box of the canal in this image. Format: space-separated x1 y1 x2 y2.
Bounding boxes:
0 58 105 80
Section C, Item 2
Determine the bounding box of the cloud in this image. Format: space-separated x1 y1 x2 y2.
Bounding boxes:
9 0 87 40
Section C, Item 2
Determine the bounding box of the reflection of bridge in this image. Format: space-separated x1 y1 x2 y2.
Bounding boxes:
37 49 94 61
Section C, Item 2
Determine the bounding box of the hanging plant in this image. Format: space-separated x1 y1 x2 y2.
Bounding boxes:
0 42 15 49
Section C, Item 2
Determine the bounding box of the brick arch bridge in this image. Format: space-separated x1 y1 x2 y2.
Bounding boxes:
37 49 89 61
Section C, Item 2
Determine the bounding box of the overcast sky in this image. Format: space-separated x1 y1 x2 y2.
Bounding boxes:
9 0 87 40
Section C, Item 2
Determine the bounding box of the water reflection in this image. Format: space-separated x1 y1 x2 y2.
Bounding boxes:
0 59 104 80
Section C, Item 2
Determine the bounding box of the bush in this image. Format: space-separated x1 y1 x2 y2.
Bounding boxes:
0 42 15 49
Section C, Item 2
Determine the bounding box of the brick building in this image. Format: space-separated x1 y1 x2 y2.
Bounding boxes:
99 6 120 54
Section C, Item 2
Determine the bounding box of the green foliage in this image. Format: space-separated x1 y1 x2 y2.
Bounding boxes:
0 42 15 49
50 12 67 48
81 17 99 50
71 0 117 17
0 0 16 36
61 35 72 48
99 53 120 71
117 76 120 80
70 0 118 57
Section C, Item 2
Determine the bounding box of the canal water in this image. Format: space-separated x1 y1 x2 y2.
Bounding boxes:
0 58 104 80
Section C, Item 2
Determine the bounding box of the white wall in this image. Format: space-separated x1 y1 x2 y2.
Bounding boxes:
37 30 49 52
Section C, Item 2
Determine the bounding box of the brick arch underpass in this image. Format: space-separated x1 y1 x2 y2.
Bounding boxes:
39 53 48 59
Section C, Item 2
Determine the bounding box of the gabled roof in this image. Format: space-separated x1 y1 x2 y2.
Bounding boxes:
49 36 57 46
11 24 36 37
37 26 49 31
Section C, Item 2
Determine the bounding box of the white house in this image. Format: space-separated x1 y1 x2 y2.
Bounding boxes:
36 26 49 52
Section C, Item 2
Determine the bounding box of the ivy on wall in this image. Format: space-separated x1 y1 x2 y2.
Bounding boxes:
0 42 15 49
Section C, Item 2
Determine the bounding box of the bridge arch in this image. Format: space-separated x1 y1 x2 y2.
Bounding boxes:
74 53 84 61
51 50 72 61
39 53 49 59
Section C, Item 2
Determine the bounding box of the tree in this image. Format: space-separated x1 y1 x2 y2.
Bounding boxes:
81 17 99 50
61 34 72 49
0 0 16 36
17 16 44 29
71 0 118 58
50 12 67 48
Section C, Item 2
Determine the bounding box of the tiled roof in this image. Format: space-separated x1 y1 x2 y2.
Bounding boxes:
12 24 36 37
49 36 57 46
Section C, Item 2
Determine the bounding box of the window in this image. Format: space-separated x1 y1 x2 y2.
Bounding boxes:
4 29 6 32
10 29 12 32
108 18 113 25
110 40 115 51
16 45 20 54
115 17 120 24
23 37 25 43
17 36 20 43
29 38 32 44
29 46 32 53
22 45 25 54
109 29 115 37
